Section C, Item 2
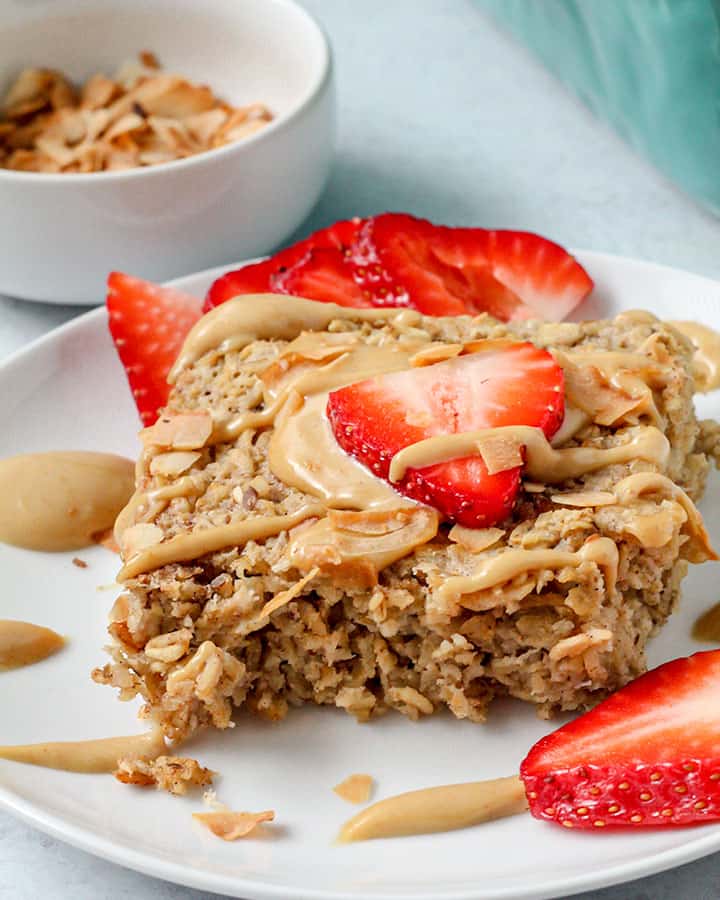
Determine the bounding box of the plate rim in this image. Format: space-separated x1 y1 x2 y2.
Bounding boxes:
1 249 720 900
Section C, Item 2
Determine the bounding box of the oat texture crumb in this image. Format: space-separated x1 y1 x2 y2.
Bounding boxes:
114 754 214 795
72 556 88 568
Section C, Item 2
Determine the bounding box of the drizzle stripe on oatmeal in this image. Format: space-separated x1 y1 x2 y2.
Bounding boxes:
438 537 619 604
0 452 134 551
169 294 422 381
388 426 670 484
118 504 324 581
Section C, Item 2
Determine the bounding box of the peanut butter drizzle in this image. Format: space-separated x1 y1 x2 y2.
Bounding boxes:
0 451 134 551
118 503 324 580
388 426 670 485
0 620 64 670
612 472 717 561
0 729 165 773
269 393 413 510
169 294 421 381
693 603 720 643
338 775 527 843
669 321 720 392
439 537 619 605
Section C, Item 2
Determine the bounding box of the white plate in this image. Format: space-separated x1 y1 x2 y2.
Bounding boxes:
1 252 720 900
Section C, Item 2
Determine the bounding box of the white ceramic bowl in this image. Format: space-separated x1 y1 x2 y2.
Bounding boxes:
0 0 334 305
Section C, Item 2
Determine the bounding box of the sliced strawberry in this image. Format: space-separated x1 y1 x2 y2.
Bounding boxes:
353 213 592 321
521 649 720 829
272 248 374 309
203 217 363 312
107 272 202 426
326 343 564 527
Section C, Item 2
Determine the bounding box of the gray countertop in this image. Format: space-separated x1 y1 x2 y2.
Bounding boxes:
1 1 719 897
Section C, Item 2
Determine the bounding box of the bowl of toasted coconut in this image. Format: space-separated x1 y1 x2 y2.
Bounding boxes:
0 0 334 304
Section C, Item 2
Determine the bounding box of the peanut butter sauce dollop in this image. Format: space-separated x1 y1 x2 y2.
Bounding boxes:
338 775 528 842
0 729 165 773
692 603 720 643
0 451 134 551
0 620 64 670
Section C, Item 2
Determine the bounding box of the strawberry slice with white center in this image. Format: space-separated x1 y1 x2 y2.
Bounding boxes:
326 343 564 527
107 272 202 426
521 649 720 829
353 213 593 321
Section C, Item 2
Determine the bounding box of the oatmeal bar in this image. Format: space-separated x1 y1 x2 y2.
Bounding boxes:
95 297 717 742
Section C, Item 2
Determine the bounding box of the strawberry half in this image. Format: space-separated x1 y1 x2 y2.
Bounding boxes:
353 213 593 321
326 343 564 527
107 272 202 426
203 217 364 312
521 649 720 829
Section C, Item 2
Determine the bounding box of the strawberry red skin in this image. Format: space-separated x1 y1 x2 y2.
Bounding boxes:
327 343 564 527
107 272 202 426
272 248 374 309
521 650 720 829
352 213 593 321
203 218 363 312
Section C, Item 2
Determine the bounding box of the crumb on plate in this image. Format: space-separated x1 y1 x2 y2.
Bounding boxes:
333 773 374 805
114 754 214 795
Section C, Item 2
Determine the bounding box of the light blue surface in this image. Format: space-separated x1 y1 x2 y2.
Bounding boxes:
1 2 720 899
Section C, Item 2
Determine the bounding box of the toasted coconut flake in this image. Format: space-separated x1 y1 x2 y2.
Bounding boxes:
259 567 319 619
549 629 613 661
523 482 546 493
3 68 54 111
476 434 524 475
333 774 374 804
140 50 160 70
149 450 201 477
144 412 213 450
193 809 275 841
81 74 120 110
289 508 439 584
185 108 228 145
550 491 616 508
409 342 463 366
448 525 504 552
122 522 164 557
49 75 76 110
34 136 76 168
104 111 146 141
557 352 651 427
0 52 273 173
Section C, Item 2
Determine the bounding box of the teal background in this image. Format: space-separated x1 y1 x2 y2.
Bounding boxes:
476 0 720 216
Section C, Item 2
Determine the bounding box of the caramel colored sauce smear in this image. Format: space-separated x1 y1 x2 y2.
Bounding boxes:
0 729 165 773
0 620 64 670
692 603 720 643
0 451 134 551
338 775 527 842
669 321 720 392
